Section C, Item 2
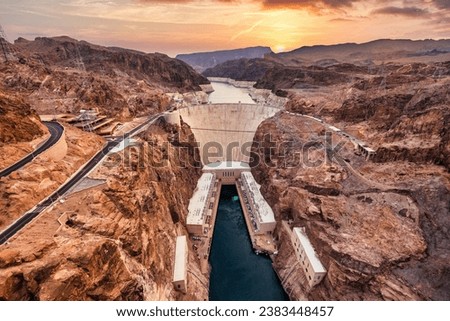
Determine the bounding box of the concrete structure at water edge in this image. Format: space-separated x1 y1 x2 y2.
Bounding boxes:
186 173 220 236
178 102 282 270
203 161 250 184
172 235 188 293
291 227 326 288
178 103 280 164
238 171 276 234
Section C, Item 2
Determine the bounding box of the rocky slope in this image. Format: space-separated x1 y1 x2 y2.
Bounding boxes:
0 89 48 169
1 36 208 119
0 125 104 231
202 58 278 81
0 90 45 144
177 46 273 72
272 39 450 66
252 58 450 300
251 112 449 300
254 64 357 92
0 119 208 300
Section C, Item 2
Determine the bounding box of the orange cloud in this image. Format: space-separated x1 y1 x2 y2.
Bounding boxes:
137 0 359 10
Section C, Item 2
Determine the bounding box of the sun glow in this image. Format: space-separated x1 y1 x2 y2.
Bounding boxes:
274 44 286 53
1 0 447 56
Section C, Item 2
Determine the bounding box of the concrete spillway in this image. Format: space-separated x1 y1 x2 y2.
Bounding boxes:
178 104 280 164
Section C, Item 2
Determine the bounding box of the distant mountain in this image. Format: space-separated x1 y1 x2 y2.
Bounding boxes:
272 39 450 66
176 46 273 72
200 39 450 88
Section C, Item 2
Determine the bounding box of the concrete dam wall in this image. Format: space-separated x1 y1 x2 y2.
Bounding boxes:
178 104 280 164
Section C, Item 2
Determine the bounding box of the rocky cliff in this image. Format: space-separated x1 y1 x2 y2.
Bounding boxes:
0 89 48 169
202 58 278 81
255 64 355 92
251 112 449 300
251 64 450 300
0 124 104 231
1 36 208 118
0 90 45 145
0 119 208 300
14 36 208 91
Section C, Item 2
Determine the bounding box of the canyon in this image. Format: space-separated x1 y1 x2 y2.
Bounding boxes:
0 35 449 301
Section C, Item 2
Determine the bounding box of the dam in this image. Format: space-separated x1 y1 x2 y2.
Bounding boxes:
170 81 287 300
178 103 279 164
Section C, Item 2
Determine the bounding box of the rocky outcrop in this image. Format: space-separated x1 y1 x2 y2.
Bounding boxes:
254 65 354 93
251 112 449 300
0 120 207 300
14 36 208 91
0 36 207 118
0 125 104 230
0 90 45 145
0 89 48 170
337 78 450 169
202 58 278 81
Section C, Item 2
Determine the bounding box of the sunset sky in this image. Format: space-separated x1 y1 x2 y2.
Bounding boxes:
1 0 449 56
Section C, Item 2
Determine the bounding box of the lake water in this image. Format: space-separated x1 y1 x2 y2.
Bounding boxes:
208 81 256 104
208 185 288 301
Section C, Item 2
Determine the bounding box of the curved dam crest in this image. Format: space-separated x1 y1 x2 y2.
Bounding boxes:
178 103 280 164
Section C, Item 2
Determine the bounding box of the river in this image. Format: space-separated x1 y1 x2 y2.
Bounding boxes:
206 82 287 300
208 81 256 104
209 186 288 301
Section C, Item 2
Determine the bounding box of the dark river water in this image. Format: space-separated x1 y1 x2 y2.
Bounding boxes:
208 185 289 301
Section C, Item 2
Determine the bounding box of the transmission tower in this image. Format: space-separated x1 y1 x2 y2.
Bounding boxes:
377 62 387 95
74 43 86 72
0 24 17 62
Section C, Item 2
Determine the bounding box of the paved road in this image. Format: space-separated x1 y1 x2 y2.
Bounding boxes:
0 122 64 178
0 114 160 245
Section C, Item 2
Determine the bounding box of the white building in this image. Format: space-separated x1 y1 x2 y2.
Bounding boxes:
172 235 188 293
186 173 217 235
291 227 326 288
203 161 250 185
239 172 276 234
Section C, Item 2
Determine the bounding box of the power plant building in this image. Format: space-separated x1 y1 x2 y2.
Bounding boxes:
239 171 276 234
291 227 326 288
186 173 217 235
172 235 188 293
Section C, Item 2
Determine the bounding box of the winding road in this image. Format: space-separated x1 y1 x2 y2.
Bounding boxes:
0 121 64 178
0 114 160 245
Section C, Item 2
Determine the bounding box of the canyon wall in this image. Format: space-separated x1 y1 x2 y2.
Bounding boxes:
251 112 449 300
0 119 208 300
